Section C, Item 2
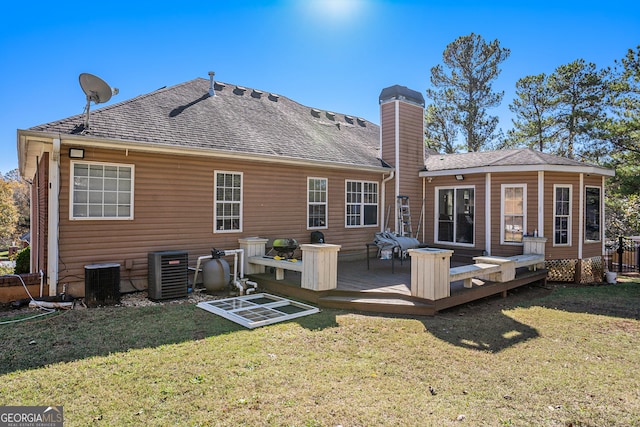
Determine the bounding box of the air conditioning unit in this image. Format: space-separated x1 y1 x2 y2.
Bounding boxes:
148 250 188 300
85 263 121 307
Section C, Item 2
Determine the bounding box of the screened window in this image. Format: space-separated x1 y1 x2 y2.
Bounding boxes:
502 185 526 244
436 187 474 245
214 171 242 232
71 161 133 220
308 178 327 229
346 180 378 227
554 185 571 245
585 186 601 242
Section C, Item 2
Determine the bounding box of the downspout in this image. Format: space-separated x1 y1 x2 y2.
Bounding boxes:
394 100 400 234
578 173 584 260
47 139 60 297
538 171 544 237
380 170 395 232
485 173 491 255
601 175 606 259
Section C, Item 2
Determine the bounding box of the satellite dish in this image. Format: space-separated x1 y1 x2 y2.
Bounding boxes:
78 73 118 129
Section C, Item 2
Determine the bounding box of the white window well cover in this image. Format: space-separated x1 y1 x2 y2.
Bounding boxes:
196 293 319 329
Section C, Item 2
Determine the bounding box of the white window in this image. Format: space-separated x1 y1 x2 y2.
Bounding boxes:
585 186 601 242
70 161 134 220
214 171 242 232
436 186 474 245
345 180 378 227
501 184 526 244
553 185 571 246
308 177 327 229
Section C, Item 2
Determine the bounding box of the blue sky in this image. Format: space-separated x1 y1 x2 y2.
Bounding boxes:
1 0 638 175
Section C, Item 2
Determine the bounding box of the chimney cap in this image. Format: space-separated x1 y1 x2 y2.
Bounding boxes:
379 85 425 107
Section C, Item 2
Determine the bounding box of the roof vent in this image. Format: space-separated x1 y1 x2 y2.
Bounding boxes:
208 71 215 96
233 86 247 95
251 89 263 99
268 93 279 101
344 115 354 124
311 109 321 118
357 118 366 127
326 111 335 120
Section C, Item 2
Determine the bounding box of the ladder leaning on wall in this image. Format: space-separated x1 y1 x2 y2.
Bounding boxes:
397 195 412 237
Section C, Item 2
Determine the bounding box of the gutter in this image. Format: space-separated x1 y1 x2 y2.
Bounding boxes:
18 130 390 176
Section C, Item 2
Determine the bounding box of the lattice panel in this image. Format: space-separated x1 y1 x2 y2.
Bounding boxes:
581 256 604 284
546 259 578 282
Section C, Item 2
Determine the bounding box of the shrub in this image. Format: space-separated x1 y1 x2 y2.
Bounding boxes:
14 246 30 274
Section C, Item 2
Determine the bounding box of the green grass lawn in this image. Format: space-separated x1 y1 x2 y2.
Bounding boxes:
1 277 639 426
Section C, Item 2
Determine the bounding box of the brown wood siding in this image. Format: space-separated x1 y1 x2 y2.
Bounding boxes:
543 172 580 260
57 145 386 295
379 100 424 235
35 153 49 275
489 172 539 257
379 102 395 167
397 102 425 224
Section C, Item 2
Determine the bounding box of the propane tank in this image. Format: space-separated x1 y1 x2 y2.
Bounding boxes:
203 248 230 292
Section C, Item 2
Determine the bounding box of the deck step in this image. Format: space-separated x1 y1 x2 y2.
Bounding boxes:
318 294 435 316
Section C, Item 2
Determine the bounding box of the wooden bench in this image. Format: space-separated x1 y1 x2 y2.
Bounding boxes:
248 256 303 280
474 254 545 271
508 254 545 270
449 263 503 288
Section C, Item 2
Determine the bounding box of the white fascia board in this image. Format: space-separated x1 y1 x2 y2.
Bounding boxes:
419 163 615 178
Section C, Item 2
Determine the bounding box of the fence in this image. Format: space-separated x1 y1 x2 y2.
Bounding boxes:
605 236 640 273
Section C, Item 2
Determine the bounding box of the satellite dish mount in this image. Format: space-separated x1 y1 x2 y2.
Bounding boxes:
79 73 118 130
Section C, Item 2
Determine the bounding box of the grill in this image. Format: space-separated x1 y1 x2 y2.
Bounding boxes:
272 238 298 259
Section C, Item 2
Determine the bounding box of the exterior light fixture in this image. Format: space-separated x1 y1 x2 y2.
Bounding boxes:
455 174 464 181
69 148 84 159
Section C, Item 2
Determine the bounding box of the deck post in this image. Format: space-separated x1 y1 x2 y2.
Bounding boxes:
300 244 341 291
238 237 269 274
408 248 453 300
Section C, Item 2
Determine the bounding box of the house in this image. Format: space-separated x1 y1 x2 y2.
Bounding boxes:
17 74 614 299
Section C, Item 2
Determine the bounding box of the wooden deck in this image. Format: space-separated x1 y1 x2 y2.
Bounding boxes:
248 255 548 316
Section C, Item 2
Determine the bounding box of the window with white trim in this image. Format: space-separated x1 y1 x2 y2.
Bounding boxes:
214 171 242 232
502 184 526 244
308 177 327 229
436 186 474 245
70 161 133 220
345 180 378 227
585 186 601 242
553 185 571 245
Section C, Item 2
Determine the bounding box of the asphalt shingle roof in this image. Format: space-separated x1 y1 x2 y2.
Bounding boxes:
424 148 609 172
29 78 383 168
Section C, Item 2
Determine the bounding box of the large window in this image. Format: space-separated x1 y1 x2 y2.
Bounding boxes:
71 161 133 220
502 184 526 244
436 187 474 245
214 171 242 232
585 186 601 242
346 180 378 227
308 177 327 229
553 185 571 245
